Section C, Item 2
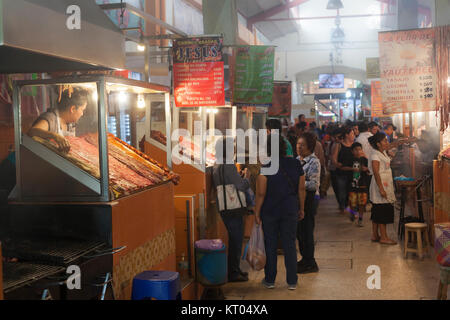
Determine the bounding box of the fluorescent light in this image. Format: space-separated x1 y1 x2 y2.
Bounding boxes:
206 108 219 114
346 90 352 98
92 91 98 102
137 45 146 52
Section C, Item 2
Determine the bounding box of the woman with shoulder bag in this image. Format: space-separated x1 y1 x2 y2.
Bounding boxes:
212 137 251 282
254 134 306 290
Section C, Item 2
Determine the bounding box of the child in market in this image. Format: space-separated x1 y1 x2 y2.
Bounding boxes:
347 142 369 226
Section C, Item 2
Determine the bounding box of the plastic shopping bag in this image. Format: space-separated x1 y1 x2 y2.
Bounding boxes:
245 224 266 271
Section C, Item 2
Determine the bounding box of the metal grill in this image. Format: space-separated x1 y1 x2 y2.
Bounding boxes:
2 262 64 293
3 238 106 266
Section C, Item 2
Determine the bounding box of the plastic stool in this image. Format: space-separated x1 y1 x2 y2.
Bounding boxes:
131 271 181 300
404 223 429 260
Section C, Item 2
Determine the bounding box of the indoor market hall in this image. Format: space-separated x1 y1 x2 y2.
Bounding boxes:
0 0 449 303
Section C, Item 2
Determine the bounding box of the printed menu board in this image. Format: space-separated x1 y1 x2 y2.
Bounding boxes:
173 37 224 107
371 81 393 118
269 81 292 117
233 46 275 107
378 28 436 114
371 81 383 117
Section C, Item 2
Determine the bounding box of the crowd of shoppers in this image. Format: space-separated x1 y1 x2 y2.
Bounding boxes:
212 115 411 290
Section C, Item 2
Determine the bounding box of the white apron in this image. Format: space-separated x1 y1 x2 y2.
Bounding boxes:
369 150 396 204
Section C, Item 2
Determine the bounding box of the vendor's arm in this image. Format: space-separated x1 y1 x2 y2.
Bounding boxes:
28 119 70 153
388 137 416 150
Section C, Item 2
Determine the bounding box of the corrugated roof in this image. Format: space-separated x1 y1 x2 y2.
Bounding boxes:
237 0 300 41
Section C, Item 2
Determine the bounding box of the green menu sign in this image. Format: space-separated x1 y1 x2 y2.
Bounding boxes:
232 46 275 107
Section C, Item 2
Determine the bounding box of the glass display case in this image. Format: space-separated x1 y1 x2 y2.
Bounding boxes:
11 76 179 202
170 106 238 171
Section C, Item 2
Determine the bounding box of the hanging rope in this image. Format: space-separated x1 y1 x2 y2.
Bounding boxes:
120 0 125 27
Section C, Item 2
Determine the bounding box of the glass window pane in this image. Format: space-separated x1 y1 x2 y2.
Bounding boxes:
149 98 167 145
23 83 100 179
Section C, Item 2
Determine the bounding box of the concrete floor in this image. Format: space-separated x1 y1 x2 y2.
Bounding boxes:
222 193 446 300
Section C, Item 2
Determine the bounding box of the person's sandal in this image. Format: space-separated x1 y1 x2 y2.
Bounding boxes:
371 237 380 242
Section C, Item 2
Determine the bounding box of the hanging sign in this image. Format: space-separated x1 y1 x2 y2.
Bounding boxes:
371 81 384 117
378 28 436 114
269 81 292 117
173 36 224 107
232 46 275 107
366 57 380 79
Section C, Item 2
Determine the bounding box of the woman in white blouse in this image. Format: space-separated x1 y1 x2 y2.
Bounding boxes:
368 133 397 245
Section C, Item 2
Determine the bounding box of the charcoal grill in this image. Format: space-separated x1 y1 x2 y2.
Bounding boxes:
2 262 64 294
1 236 124 300
2 238 107 266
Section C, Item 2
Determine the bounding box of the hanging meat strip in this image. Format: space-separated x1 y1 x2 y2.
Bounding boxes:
435 25 450 132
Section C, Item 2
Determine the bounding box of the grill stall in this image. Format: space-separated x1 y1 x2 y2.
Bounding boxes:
1 76 178 300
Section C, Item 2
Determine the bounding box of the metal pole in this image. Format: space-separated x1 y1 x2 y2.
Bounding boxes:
144 44 150 82
186 200 192 278
232 106 237 137
165 92 172 169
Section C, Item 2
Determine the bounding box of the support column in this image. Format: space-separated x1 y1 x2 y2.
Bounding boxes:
435 0 450 26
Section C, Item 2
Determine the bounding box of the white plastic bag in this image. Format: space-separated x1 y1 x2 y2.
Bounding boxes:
245 224 266 271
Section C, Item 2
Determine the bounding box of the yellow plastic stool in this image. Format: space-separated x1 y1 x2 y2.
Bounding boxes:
404 222 429 260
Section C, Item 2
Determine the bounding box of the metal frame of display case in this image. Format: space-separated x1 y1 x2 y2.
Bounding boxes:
11 75 170 203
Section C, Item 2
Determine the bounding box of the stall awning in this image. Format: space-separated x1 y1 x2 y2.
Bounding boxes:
0 0 125 73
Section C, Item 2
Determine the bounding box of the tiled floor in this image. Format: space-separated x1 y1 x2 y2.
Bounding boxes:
221 192 446 300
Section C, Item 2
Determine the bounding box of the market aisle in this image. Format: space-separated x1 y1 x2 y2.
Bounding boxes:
222 193 443 300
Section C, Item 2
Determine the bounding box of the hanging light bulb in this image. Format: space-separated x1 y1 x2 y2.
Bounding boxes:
332 26 345 40
327 0 344 10
137 95 145 109
118 91 127 103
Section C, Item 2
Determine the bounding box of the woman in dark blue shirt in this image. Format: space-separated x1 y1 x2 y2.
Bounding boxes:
254 134 306 290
